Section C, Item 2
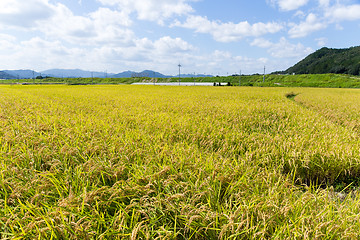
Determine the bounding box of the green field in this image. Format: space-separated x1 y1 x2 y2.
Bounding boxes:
2 73 360 88
1 85 360 239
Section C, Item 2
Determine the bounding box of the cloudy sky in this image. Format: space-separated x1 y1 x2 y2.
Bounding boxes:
0 0 360 75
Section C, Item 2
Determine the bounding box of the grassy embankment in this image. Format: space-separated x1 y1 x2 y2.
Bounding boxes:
2 73 360 88
1 85 360 239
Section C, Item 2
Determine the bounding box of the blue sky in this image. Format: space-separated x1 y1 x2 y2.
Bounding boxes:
0 0 360 75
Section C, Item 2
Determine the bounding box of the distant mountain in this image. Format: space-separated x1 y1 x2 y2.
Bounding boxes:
112 71 135 78
284 46 360 75
4 70 40 79
112 70 171 78
0 68 214 79
114 70 213 78
40 69 113 78
141 70 171 78
0 71 15 79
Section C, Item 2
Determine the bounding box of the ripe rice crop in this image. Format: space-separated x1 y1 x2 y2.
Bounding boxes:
1 85 360 239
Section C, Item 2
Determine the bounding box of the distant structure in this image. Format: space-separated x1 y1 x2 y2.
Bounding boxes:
263 66 266 82
178 63 182 85
239 70 241 86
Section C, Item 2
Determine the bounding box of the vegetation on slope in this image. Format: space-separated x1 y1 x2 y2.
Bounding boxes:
284 46 360 75
1 85 360 238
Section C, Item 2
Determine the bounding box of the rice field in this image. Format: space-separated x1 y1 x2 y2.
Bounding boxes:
1 85 360 239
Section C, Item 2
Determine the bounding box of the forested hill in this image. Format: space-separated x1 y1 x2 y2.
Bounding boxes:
285 46 360 75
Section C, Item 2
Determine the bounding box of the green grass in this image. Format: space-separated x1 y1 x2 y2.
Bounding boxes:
1 85 360 239
2 73 360 88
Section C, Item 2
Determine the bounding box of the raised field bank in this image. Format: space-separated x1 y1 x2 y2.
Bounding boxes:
1 85 360 239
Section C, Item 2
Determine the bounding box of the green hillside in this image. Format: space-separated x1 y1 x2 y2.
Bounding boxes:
285 46 360 75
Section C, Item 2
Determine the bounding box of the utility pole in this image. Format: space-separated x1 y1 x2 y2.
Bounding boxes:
263 66 266 83
239 70 241 86
178 63 181 86
91 72 94 84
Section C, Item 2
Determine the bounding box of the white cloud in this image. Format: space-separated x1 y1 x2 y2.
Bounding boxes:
251 37 313 59
0 0 200 74
0 37 82 70
99 36 196 63
2 0 360 75
335 23 344 30
250 37 315 72
251 38 273 48
30 35 269 75
294 10 306 18
325 4 360 21
288 13 327 38
271 0 309 11
37 4 135 45
20 37 70 56
173 15 283 42
154 36 196 54
97 0 196 24
86 35 202 74
316 37 327 46
46 4 95 38
212 50 232 60
318 0 330 8
89 7 132 27
0 0 135 45
0 34 17 53
112 36 195 60
189 51 272 75
285 1 360 38
0 33 16 42
0 0 54 29
0 34 197 73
